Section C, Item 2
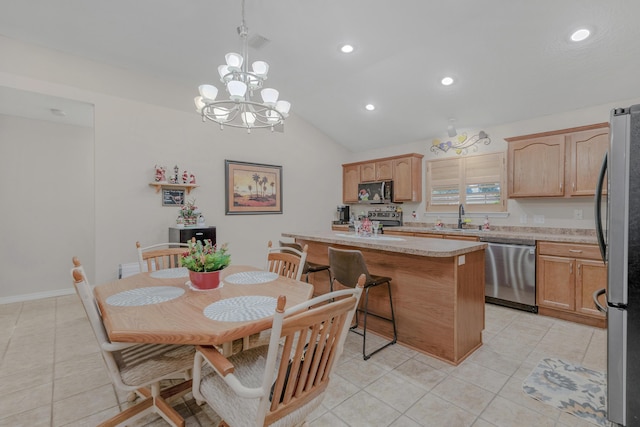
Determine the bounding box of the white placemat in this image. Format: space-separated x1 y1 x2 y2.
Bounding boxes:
106 286 185 307
223 271 279 285
203 296 278 322
150 267 189 279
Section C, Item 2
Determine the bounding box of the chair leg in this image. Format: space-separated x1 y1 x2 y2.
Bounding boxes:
354 281 397 360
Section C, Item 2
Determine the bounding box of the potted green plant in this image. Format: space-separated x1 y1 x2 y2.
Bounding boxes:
181 239 230 289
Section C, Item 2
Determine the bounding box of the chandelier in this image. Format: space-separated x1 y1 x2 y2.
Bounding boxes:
194 0 290 133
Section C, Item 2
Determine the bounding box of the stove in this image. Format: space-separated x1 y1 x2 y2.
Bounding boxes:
367 210 403 226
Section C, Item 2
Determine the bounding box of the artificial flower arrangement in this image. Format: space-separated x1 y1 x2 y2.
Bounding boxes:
181 239 231 272
179 199 200 225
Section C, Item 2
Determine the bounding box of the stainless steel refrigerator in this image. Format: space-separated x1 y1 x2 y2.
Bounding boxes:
594 104 640 426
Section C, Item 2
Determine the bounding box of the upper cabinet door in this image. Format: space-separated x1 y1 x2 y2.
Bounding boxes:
342 164 360 203
361 160 393 182
508 135 565 197
567 127 609 196
375 160 393 181
393 155 422 202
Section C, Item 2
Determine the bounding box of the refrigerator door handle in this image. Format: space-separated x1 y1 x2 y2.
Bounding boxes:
594 152 608 262
592 288 607 313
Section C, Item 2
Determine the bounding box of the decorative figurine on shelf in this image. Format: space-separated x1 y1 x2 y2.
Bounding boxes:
483 216 491 231
182 170 189 184
197 214 205 226
155 165 166 182
173 165 179 184
189 173 197 184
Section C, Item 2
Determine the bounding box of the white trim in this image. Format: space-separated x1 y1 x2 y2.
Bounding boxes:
0 288 75 305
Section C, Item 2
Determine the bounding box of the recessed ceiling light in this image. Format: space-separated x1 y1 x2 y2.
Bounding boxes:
570 28 591 42
365 104 375 111
340 44 354 53
441 76 454 86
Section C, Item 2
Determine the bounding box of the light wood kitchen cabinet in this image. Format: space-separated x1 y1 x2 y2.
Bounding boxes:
507 123 609 198
342 153 423 203
393 155 422 202
566 126 609 196
342 164 360 203
360 160 393 182
507 134 565 197
537 241 606 327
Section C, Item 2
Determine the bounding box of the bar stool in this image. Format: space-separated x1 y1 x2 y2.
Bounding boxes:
328 247 397 360
279 240 330 283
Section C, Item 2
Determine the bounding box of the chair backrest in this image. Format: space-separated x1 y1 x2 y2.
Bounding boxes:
71 257 138 390
328 247 372 288
136 241 190 272
266 240 308 281
258 274 365 424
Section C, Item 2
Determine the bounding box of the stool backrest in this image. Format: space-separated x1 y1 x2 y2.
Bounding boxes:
328 247 371 288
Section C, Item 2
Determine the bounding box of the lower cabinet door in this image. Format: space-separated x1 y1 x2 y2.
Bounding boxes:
537 255 575 311
576 259 607 317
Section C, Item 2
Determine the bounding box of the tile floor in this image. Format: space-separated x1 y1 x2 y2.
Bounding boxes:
0 295 607 427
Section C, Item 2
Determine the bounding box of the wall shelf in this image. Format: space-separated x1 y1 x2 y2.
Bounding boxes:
149 183 199 194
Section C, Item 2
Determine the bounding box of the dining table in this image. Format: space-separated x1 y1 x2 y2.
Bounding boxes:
93 264 314 350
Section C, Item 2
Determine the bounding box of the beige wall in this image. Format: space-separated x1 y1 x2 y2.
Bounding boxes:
0 114 94 300
0 35 348 301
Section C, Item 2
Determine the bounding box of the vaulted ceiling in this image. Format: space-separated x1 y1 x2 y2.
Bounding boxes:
2 0 640 151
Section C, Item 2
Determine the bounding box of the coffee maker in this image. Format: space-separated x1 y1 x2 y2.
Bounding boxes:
336 205 350 224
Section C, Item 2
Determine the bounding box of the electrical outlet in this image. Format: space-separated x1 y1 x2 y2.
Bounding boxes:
520 214 528 224
534 215 545 224
574 209 583 220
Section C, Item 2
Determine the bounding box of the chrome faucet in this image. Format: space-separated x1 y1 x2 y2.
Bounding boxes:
457 204 465 228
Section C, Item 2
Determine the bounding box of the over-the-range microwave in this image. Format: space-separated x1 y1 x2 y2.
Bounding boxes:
357 180 393 204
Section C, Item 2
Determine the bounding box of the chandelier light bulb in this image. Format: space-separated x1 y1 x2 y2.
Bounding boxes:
261 88 279 106
225 52 243 71
252 61 269 77
276 100 291 117
227 80 247 101
194 96 205 112
198 84 218 102
213 107 230 122
218 65 231 82
241 111 256 126
266 110 280 123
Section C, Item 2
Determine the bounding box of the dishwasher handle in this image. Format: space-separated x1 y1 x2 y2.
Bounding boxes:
593 288 607 313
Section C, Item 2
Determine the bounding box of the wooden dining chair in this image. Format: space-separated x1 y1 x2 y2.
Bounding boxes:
266 240 308 281
137 241 190 272
192 275 365 427
241 241 310 353
71 257 195 427
279 240 330 283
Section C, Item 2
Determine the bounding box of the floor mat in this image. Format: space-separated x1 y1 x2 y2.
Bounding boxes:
522 357 609 426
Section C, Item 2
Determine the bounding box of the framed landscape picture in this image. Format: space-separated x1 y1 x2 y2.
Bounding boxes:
225 160 282 215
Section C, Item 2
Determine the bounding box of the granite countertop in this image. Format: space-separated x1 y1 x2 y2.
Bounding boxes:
332 222 599 245
282 231 487 258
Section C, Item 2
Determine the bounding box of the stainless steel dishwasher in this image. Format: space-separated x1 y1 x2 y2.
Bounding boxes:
480 236 537 312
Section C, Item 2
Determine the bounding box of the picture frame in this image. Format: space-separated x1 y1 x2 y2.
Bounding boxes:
162 188 185 206
225 160 282 215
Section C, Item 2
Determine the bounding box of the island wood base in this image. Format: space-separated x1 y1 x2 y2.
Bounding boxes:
296 239 485 365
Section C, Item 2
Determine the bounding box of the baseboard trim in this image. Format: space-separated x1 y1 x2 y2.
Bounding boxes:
0 288 75 305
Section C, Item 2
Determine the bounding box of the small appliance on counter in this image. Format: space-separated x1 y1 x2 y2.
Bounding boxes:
336 205 350 224
357 180 393 204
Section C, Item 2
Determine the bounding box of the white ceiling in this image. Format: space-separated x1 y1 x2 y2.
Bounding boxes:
2 0 640 151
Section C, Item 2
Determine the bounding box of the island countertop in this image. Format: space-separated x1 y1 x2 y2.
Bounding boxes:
281 230 487 257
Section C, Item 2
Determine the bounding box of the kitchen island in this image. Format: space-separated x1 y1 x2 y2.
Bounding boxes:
282 231 487 365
